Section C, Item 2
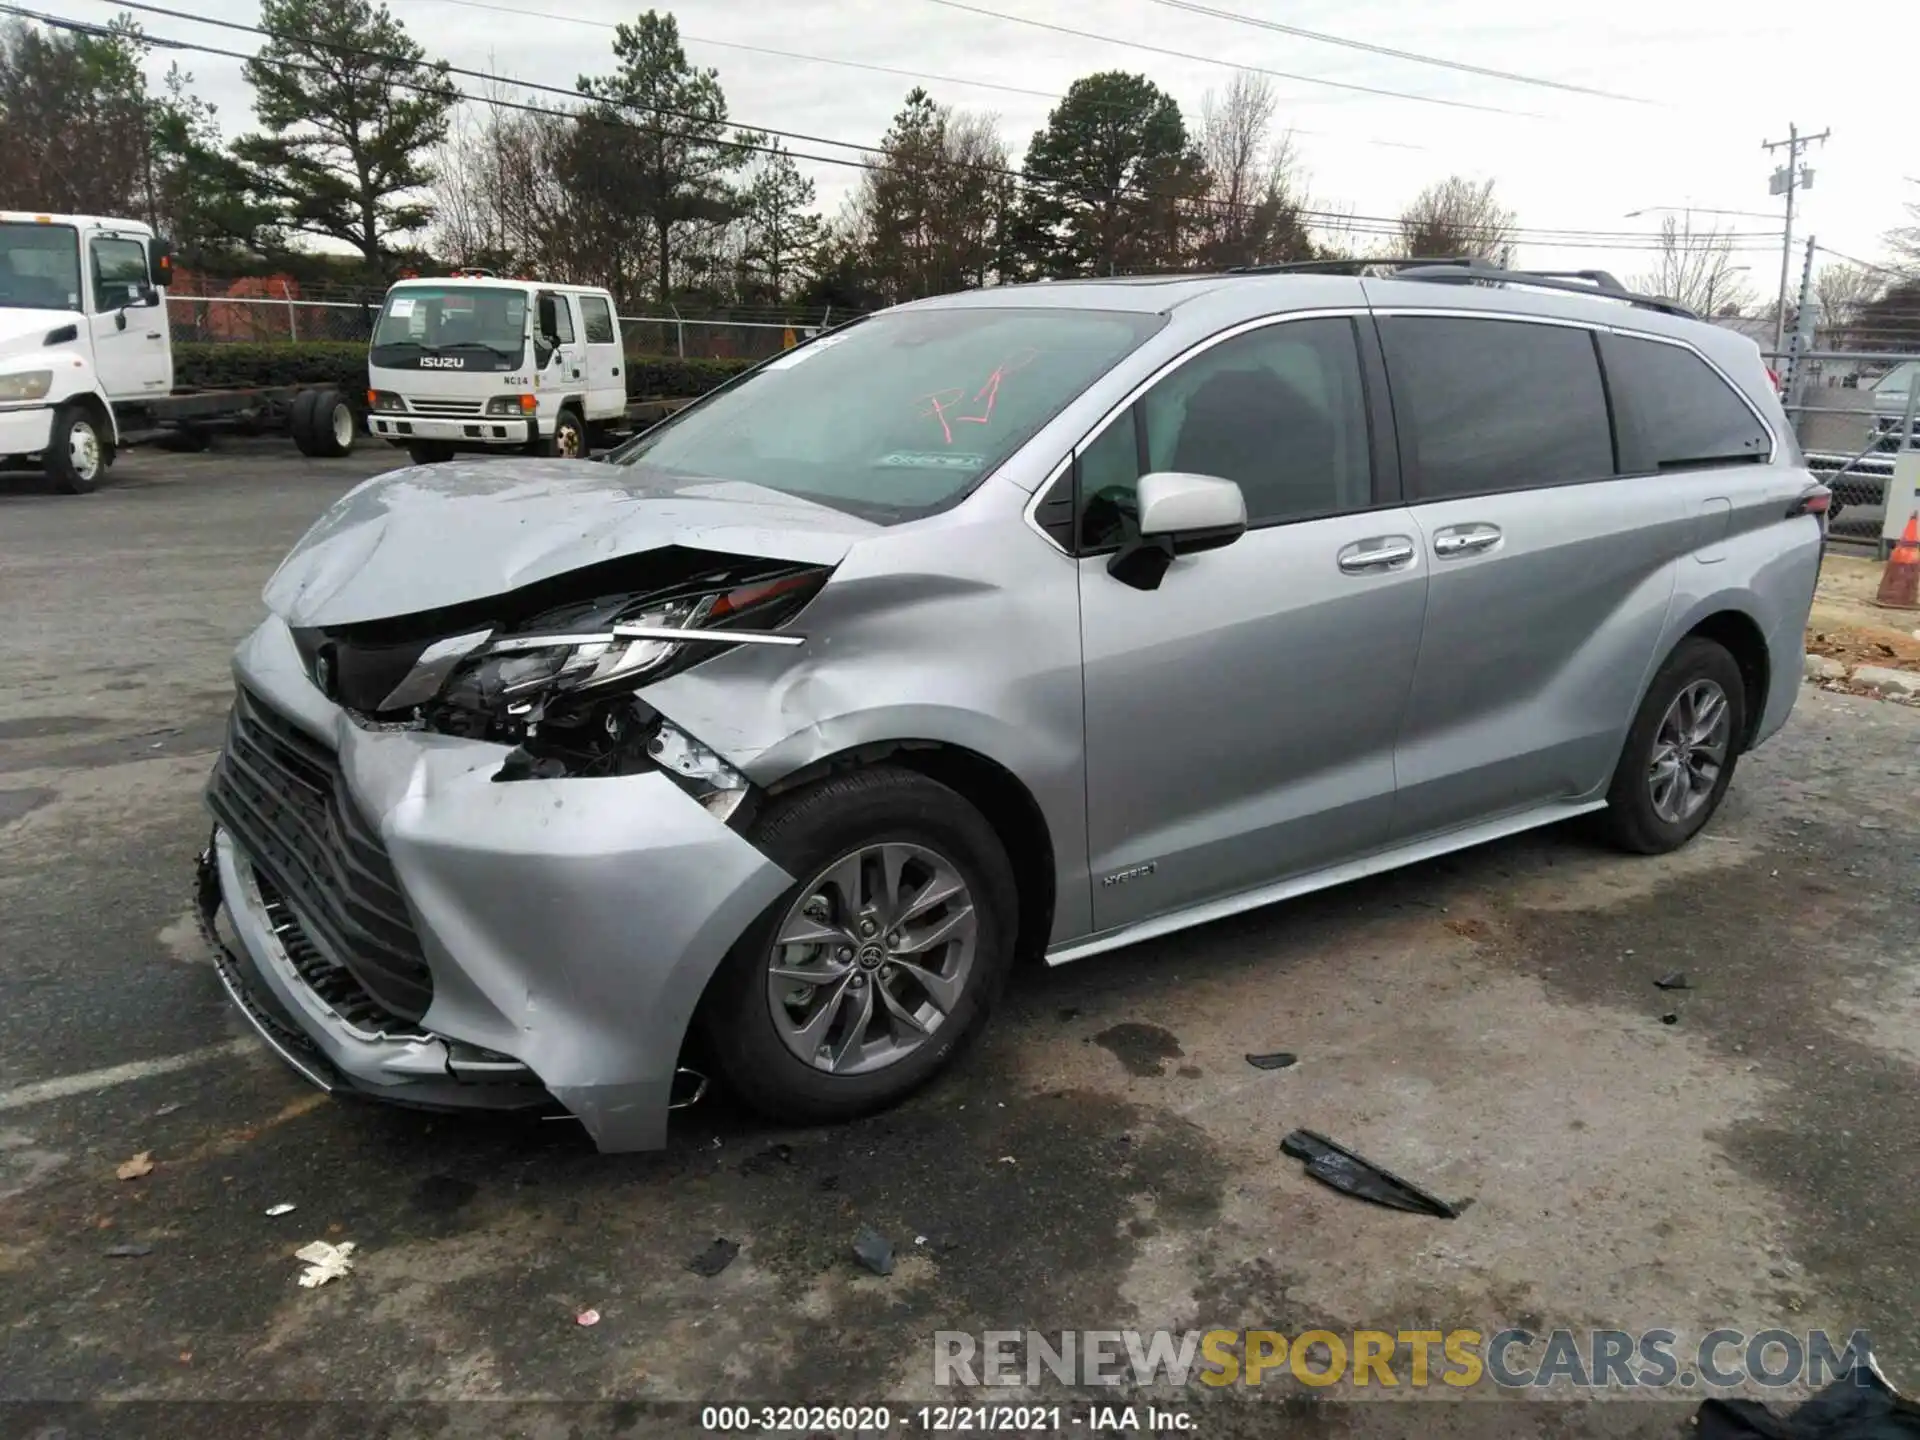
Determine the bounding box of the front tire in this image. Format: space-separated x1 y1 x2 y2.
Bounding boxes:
407 441 454 466
1599 637 1747 855
550 408 587 460
46 403 107 494
700 766 1018 1126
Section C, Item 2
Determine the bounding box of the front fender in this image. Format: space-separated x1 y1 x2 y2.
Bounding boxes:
36 351 118 444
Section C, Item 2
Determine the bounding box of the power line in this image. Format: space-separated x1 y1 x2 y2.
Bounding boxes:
916 0 1545 119
23 3 1785 257
390 0 1434 153
1144 0 1646 103
1813 245 1918 282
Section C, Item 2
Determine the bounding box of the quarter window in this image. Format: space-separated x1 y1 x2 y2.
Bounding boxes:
1076 316 1374 548
89 236 149 312
579 294 617 345
1379 317 1615 499
1608 334 1770 470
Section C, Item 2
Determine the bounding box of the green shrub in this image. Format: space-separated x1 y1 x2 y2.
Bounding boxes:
172 343 755 401
174 342 367 392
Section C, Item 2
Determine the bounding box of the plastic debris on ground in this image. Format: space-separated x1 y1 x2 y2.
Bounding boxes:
1655 972 1692 991
1245 1051 1298 1070
294 1240 356 1288
264 1203 296 1217
1280 1129 1464 1219
1661 1012 1680 1025
685 1238 740 1278
115 1152 154 1181
105 1242 153 1258
576 1308 601 1327
1696 1357 1920 1437
851 1226 894 1277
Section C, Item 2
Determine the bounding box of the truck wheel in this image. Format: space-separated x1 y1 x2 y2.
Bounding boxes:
551 408 587 460
47 403 108 494
306 388 357 458
407 441 454 466
289 389 322 457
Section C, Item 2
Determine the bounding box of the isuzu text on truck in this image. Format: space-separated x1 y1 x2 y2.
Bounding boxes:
0 211 363 493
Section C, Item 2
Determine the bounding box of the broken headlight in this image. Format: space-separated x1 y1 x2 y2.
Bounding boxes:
412 565 826 799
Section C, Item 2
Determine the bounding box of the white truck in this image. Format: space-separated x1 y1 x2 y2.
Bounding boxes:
365 272 692 464
0 211 363 493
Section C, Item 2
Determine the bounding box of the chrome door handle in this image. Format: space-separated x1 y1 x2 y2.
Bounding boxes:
1337 536 1416 573
1433 524 1503 557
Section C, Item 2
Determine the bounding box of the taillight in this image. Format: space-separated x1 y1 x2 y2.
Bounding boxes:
1766 367 1782 394
1789 487 1830 516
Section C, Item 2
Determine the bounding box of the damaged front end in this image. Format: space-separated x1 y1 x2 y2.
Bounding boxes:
202 543 825 1151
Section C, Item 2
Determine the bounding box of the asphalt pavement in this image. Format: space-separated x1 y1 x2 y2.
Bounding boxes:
2 443 1917 1439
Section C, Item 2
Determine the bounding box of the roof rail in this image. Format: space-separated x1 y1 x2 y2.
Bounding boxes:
1226 256 1480 276
1390 258 1698 319
1224 254 1698 320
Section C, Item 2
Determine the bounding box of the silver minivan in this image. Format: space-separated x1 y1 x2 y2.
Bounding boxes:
198 261 1827 1151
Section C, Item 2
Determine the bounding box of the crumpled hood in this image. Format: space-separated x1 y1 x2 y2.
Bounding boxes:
0 306 82 365
263 457 883 628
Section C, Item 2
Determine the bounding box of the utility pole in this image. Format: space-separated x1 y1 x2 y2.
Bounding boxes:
1762 123 1830 358
1783 236 1817 408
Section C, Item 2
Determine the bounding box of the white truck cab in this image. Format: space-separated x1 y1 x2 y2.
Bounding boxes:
366 272 627 464
0 211 172 490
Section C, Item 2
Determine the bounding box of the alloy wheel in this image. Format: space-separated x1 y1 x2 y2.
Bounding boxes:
766 843 977 1075
1648 678 1731 823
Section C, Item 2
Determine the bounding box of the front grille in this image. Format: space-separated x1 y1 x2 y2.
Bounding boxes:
206 688 434 1020
407 398 484 417
256 870 429 1039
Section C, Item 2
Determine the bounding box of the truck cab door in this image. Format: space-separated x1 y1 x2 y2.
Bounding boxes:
535 290 583 398
576 294 624 419
87 233 170 401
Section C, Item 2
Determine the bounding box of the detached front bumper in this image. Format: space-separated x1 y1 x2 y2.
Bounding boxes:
200 616 793 1152
368 414 531 445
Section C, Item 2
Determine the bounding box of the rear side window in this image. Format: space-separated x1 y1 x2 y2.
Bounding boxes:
1607 335 1770 470
1380 317 1615 500
579 295 617 345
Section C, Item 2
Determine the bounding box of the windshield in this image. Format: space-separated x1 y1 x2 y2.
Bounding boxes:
612 306 1163 520
1874 361 1920 394
370 285 527 370
0 222 81 311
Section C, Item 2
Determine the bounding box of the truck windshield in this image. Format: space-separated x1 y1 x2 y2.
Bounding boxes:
370 286 526 371
0 222 82 311
609 306 1164 521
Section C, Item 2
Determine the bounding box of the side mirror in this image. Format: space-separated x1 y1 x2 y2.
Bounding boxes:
148 238 175 290
1108 472 1247 590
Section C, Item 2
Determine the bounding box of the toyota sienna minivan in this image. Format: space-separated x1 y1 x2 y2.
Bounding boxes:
198 260 1827 1151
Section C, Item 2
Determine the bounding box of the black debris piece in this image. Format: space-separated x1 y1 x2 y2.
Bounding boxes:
1655 972 1691 991
851 1226 894 1277
740 1143 795 1175
1280 1129 1461 1219
818 1174 840 1192
685 1238 740 1278
1697 1361 1920 1438
1661 1012 1680 1025
1057 1007 1081 1022
1246 1052 1298 1071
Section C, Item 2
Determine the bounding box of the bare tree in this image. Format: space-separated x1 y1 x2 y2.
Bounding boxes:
1628 214 1755 316
1397 176 1516 263
1814 262 1886 339
1196 71 1312 269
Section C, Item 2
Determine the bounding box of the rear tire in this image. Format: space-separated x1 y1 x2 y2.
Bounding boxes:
307 388 356 458
46 403 107 494
699 766 1018 1126
289 389 321 456
1599 637 1747 855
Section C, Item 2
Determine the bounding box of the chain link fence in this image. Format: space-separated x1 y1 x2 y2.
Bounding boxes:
1769 344 1918 549
165 290 840 360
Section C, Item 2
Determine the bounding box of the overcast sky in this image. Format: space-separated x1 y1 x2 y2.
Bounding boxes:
110 0 1920 295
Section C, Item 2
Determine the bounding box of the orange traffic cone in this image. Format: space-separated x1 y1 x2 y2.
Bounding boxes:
1876 511 1920 610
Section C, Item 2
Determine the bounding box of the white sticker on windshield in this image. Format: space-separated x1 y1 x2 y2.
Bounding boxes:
389 297 415 318
763 330 852 370
878 452 985 470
